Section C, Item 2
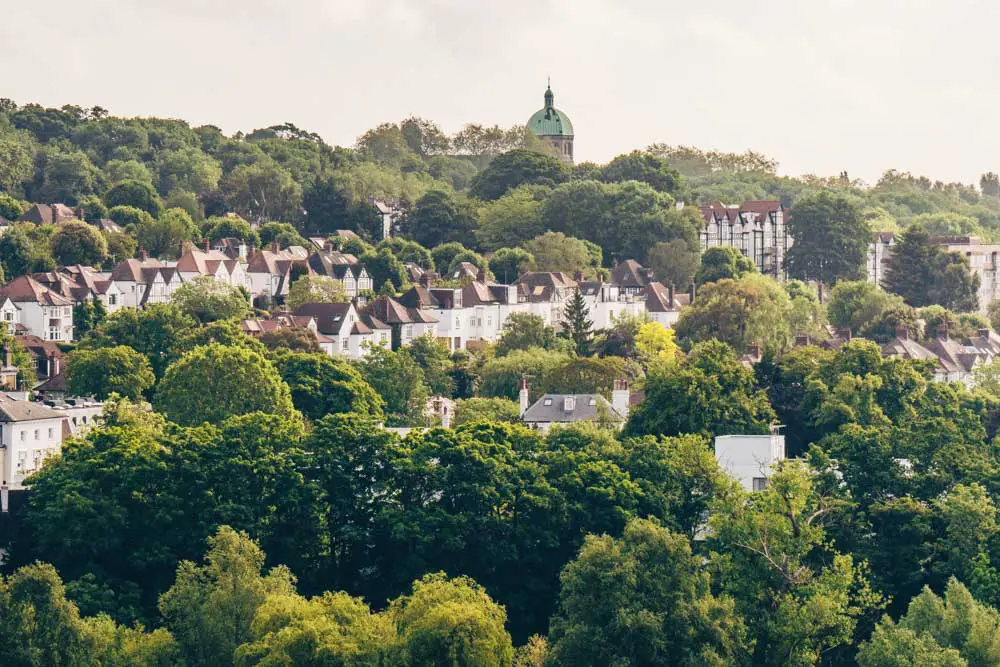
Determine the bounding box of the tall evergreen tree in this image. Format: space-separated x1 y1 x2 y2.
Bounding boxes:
560 290 593 356
885 225 979 311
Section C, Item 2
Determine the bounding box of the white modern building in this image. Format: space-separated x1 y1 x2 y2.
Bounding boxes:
714 433 786 492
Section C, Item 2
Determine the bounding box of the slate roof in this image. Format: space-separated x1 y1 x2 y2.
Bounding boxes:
0 392 64 422
522 394 625 424
515 272 578 303
292 303 354 335
611 260 650 289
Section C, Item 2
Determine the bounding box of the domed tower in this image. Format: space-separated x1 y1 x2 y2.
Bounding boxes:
527 82 574 165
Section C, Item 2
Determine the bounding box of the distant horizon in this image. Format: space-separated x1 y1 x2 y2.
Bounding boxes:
4 1 1000 186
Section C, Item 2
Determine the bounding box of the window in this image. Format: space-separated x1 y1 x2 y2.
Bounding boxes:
543 398 552 406
341 338 349 351
752 477 768 492
47 428 53 438
108 294 117 306
33 429 39 440
20 430 25 442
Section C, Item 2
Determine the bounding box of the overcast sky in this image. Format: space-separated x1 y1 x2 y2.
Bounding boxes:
2 0 997 184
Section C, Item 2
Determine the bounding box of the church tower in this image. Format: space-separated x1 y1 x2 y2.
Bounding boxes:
527 82 574 165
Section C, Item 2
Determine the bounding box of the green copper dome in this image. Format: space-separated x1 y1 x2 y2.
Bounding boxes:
527 85 574 137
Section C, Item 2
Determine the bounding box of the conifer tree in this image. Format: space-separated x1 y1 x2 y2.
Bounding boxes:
560 290 593 355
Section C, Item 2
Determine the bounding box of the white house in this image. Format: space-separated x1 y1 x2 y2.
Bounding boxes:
519 379 630 433
0 393 67 493
714 433 786 492
0 275 74 342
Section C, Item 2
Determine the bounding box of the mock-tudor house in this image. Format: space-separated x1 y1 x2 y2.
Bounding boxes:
867 232 895 287
109 256 183 309
361 295 438 349
0 275 74 342
0 392 67 493
881 326 962 384
514 272 579 326
373 199 402 240
577 276 648 329
18 203 80 225
29 266 125 314
699 200 789 279
175 242 251 293
18 335 62 385
398 283 465 351
461 279 523 345
610 260 654 297
246 245 314 305
0 296 19 335
291 302 387 358
307 250 373 298
211 237 249 260
519 379 630 433
923 325 988 386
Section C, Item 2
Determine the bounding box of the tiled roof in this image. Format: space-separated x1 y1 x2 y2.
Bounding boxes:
611 260 649 288
522 394 625 424
292 302 354 335
0 275 74 306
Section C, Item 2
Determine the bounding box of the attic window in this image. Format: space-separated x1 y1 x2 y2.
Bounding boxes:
589 398 596 406
533 286 544 295
543 398 552 406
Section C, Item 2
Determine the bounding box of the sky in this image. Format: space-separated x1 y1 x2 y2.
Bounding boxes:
2 0 999 185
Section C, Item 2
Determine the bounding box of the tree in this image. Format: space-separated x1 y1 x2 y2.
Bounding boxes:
103 230 137 263
453 397 522 425
647 239 700 289
710 461 884 666
155 343 296 426
635 320 680 365
885 225 980 311
489 247 536 283
0 135 34 196
497 312 564 356
785 191 870 285
86 303 198 379
430 242 469 274
523 232 594 274
160 526 296 667
400 115 451 157
73 297 107 337
205 215 259 247
560 290 594 355
695 246 756 285
356 344 430 426
259 327 321 354
108 204 153 229
170 275 251 323
271 351 384 422
221 161 303 223
360 247 409 292
34 149 100 204
860 579 1000 667
674 275 793 353
0 192 25 220
136 208 198 259
389 573 515 667
0 223 54 278
257 221 306 248
105 179 163 217
285 275 348 310
547 518 745 666
50 220 108 266
154 147 222 197
470 148 568 201
65 346 155 400
598 150 682 194
476 186 547 251
406 189 479 248
625 340 776 438
406 334 456 397
982 172 1000 198
478 348 570 401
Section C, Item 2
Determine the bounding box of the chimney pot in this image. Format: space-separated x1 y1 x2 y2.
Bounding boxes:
203 238 211 252
979 328 991 338
667 283 675 308
937 324 949 341
895 325 909 340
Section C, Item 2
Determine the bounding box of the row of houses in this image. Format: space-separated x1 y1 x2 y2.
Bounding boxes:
235 260 691 359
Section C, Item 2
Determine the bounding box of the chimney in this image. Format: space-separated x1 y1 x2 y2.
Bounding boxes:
271 241 280 253
612 379 630 419
48 352 59 377
573 271 584 282
441 403 451 429
76 206 85 220
419 273 433 288
937 324 949 341
476 266 487 282
324 239 335 251
895 325 909 340
667 283 675 308
519 376 530 417
138 248 149 261
979 328 991 339
835 327 852 340
203 238 211 252
688 283 696 304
